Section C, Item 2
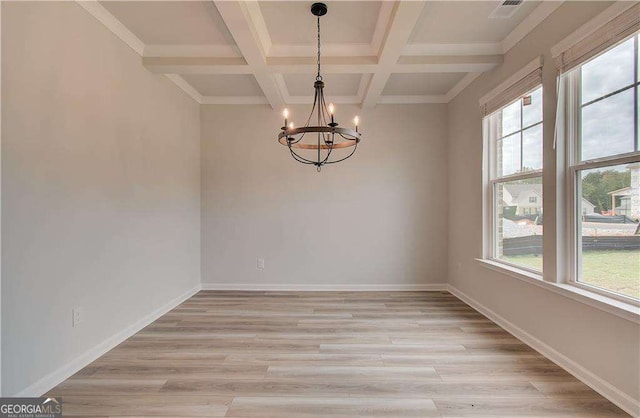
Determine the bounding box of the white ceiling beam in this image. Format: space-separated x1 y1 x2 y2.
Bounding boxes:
143 57 251 74
378 95 448 104
402 43 502 57
268 44 376 58
79 0 566 107
244 1 272 56
143 57 499 75
214 0 283 108
356 74 372 103
393 62 500 74
201 96 269 105
285 96 363 105
143 44 241 58
371 2 395 56
273 74 290 103
362 1 427 108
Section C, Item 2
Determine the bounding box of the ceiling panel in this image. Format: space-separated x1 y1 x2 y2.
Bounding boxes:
260 2 382 45
100 1 236 45
284 74 362 97
382 73 466 96
182 74 264 97
409 1 541 44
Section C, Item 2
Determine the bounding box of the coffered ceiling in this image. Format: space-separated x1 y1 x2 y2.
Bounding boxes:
80 0 563 107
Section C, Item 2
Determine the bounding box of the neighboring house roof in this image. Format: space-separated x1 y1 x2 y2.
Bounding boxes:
503 184 542 200
608 186 632 197
503 183 597 208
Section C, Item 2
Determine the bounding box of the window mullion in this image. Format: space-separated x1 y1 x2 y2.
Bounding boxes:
520 100 524 172
634 35 638 152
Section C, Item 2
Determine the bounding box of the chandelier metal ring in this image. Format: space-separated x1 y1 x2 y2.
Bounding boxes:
278 127 360 150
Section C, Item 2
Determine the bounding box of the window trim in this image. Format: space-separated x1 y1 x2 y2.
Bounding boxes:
483 86 544 272
562 40 640 306
476 258 640 323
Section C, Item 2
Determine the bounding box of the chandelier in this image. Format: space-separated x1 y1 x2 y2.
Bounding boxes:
277 2 361 172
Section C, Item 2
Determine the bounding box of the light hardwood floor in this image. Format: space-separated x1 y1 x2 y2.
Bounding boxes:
47 291 630 417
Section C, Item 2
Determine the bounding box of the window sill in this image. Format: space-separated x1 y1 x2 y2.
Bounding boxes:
476 258 640 324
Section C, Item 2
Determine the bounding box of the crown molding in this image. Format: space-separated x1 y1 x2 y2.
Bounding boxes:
76 0 144 56
164 74 203 104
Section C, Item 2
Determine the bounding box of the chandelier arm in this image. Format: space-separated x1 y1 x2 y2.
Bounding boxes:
319 140 336 165
337 132 359 141
319 91 330 132
325 142 358 165
303 81 320 129
318 92 332 146
289 88 319 145
287 136 306 144
288 147 318 165
287 140 324 165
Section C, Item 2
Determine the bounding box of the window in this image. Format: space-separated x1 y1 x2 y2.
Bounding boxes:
485 85 544 272
565 34 640 301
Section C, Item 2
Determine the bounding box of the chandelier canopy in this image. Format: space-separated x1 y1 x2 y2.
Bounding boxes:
277 2 362 171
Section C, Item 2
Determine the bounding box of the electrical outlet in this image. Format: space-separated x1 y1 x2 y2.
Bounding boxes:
72 307 83 327
257 258 265 269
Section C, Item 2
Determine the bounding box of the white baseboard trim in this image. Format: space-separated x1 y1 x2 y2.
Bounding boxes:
14 284 201 397
201 283 448 292
447 284 640 418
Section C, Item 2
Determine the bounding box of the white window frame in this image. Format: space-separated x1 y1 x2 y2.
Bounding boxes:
483 85 544 275
563 34 640 306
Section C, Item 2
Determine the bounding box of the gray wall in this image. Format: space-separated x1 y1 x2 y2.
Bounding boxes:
201 104 448 289
1 2 201 395
447 1 639 407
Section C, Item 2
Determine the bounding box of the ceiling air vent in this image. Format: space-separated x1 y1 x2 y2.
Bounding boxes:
489 0 524 19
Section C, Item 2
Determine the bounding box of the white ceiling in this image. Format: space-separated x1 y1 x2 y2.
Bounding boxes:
260 2 382 45
284 73 363 96
86 1 565 107
408 1 541 44
101 1 236 46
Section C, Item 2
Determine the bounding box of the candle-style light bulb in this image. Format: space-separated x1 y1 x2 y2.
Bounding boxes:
283 108 289 129
354 116 359 132
289 121 294 130
328 103 335 124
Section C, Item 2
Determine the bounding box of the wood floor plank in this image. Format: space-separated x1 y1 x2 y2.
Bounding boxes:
60 395 231 416
265 365 440 381
226 396 440 417
45 291 630 417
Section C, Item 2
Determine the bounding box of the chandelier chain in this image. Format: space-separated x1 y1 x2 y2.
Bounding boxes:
316 16 322 81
